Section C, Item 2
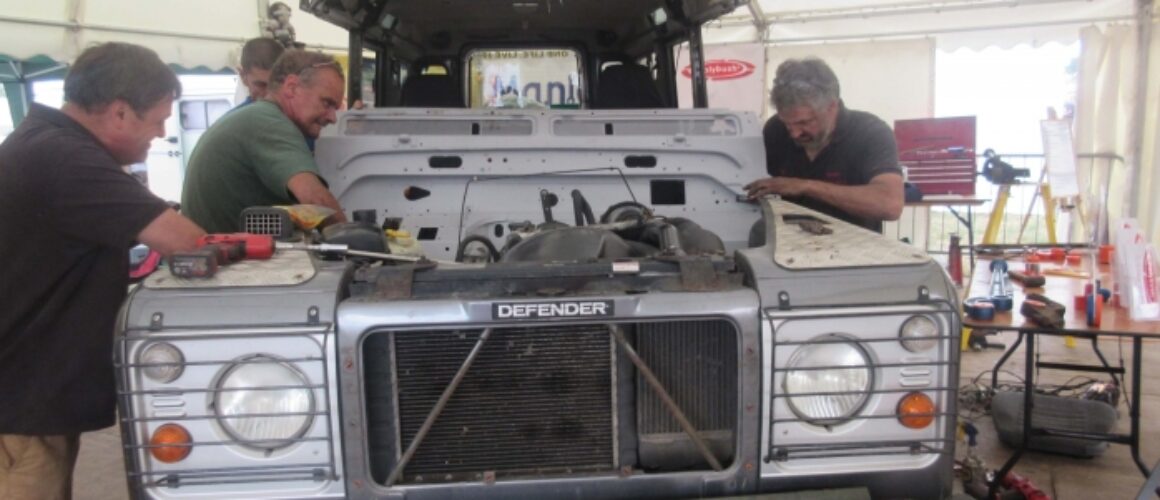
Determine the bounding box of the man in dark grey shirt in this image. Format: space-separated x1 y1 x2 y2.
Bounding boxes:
0 43 205 499
745 58 903 233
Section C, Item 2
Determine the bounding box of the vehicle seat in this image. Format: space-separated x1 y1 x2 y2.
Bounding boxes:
594 63 664 109
400 74 464 107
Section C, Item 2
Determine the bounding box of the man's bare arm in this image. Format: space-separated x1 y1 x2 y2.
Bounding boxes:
137 209 206 256
287 172 348 222
745 172 904 222
804 172 904 221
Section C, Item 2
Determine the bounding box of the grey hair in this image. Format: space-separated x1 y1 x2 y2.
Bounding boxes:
267 50 345 94
770 57 840 112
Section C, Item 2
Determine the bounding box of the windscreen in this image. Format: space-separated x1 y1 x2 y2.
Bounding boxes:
467 48 582 109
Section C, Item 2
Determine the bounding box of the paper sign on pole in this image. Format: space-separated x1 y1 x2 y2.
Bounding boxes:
1040 120 1081 197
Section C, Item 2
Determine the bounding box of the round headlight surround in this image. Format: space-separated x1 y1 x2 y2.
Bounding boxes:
212 355 315 451
899 315 939 353
783 334 874 426
139 342 185 383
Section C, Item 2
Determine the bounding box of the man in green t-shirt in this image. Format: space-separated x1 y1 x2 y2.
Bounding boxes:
182 50 348 233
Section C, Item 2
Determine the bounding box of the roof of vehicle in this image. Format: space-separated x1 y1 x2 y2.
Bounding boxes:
301 0 745 57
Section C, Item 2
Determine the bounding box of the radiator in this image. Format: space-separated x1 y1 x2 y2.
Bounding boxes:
363 319 738 484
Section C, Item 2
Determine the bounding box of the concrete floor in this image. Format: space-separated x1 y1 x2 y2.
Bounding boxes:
73 330 1160 500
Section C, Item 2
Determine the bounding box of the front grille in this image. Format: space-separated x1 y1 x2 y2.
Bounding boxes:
371 325 614 483
637 321 736 433
363 319 741 484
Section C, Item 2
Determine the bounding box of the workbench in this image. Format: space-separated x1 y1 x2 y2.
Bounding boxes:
963 255 1160 496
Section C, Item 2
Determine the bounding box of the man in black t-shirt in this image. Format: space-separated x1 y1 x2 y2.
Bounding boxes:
0 43 205 498
744 58 903 233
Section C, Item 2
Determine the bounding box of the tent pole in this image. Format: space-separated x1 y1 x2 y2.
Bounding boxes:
347 31 363 108
688 22 708 108
2 58 28 126
655 40 678 107
3 81 28 126
1125 0 1153 219
746 2 769 43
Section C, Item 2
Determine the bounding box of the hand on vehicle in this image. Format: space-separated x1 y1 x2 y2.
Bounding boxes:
744 177 810 200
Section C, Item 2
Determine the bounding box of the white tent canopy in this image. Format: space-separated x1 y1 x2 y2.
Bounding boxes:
0 0 1138 70
705 0 1136 48
0 0 349 70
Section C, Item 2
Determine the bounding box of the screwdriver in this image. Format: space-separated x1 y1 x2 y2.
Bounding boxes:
275 242 423 263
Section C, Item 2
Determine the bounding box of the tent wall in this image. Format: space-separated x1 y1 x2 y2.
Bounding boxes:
1075 25 1139 243
764 38 934 124
1137 19 1160 245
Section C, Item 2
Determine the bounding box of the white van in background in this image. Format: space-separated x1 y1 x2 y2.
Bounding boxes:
140 75 237 203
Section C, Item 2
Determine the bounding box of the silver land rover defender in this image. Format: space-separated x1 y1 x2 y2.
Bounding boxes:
115 1 961 498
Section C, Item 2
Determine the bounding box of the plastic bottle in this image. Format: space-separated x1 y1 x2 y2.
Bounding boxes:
947 234 963 286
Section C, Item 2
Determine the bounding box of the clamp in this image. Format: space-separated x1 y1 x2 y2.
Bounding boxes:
1084 280 1111 327
988 259 1014 311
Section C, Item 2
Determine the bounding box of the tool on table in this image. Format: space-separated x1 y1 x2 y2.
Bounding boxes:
1084 280 1111 327
1034 247 1066 262
964 297 997 321
276 242 422 263
1020 292 1066 329
1023 252 1041 273
1008 269 1046 287
198 233 276 259
168 247 222 279
168 233 276 279
1098 244 1115 265
988 259 1014 312
1041 266 1090 279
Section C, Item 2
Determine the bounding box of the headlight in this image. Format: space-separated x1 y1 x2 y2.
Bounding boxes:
784 336 872 425
214 355 314 450
899 315 939 353
140 342 184 383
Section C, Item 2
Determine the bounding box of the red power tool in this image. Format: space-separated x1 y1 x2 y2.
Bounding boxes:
169 233 276 278
198 233 276 259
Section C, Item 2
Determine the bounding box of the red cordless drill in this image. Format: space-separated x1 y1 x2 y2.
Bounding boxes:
168 233 276 279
